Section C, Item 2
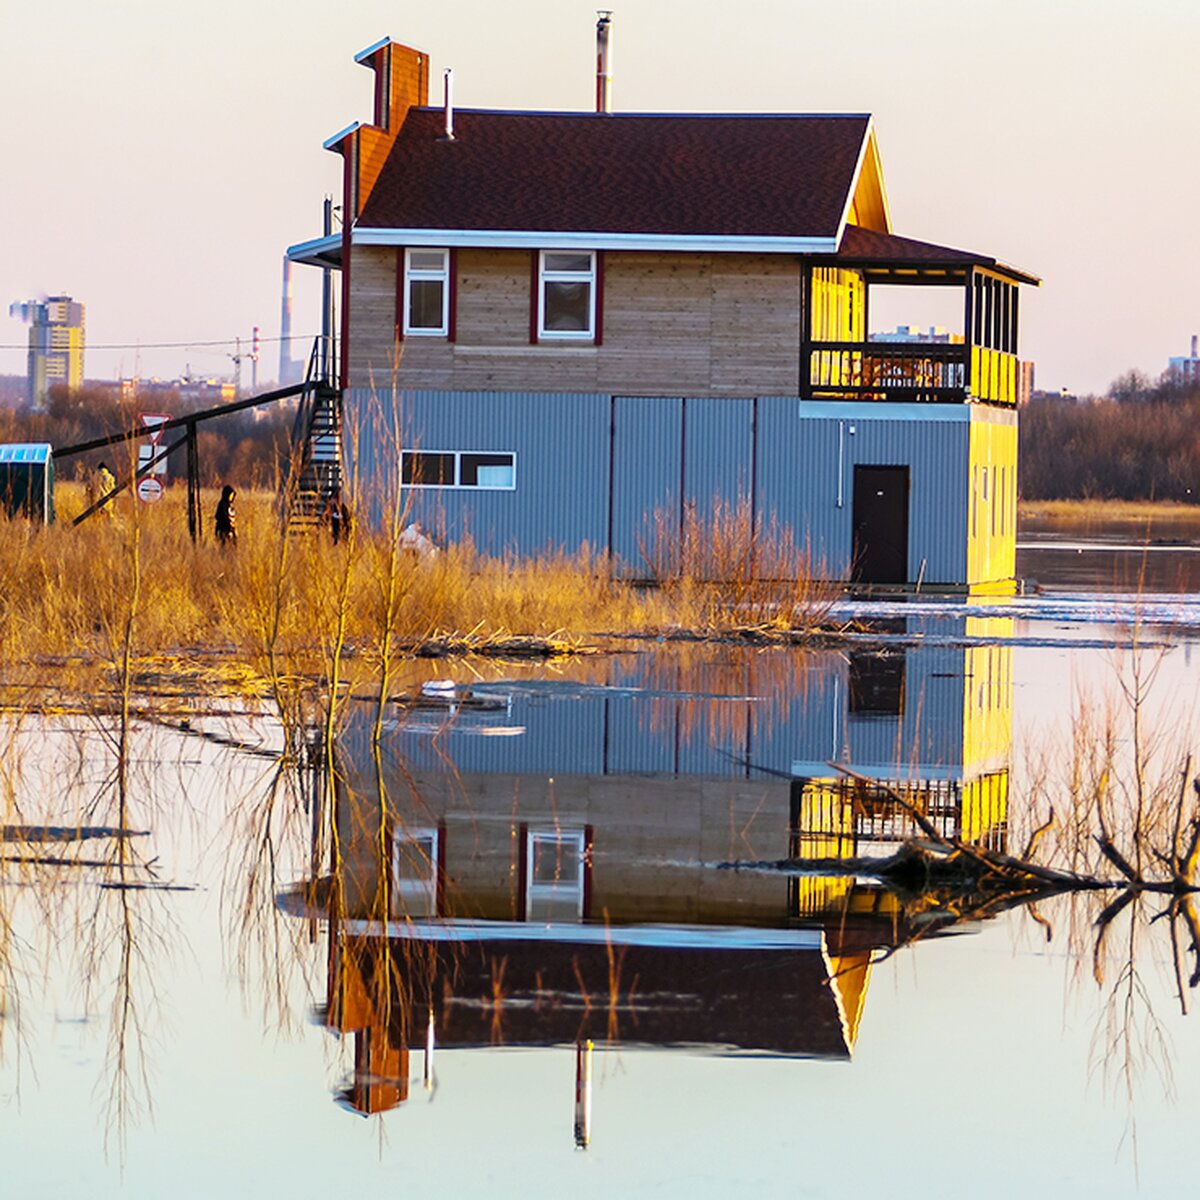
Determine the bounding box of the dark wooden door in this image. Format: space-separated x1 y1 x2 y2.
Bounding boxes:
852 465 909 584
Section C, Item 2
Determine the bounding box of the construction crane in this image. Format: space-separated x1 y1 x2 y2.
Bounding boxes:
228 326 261 396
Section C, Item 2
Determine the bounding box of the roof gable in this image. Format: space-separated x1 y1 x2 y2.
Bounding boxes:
356 109 873 241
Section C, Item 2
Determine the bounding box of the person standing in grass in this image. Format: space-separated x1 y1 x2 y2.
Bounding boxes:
214 485 237 545
96 461 116 518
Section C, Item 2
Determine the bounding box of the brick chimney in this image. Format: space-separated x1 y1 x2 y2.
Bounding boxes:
353 39 430 215
327 39 430 222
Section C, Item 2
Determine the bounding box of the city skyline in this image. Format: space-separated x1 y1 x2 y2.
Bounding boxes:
3 0 1197 394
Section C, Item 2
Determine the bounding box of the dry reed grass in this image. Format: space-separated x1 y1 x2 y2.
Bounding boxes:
639 497 839 633
0 483 838 711
1020 498 1200 524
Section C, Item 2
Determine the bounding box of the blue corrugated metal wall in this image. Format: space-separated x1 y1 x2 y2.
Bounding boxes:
683 398 754 513
756 400 971 584
611 397 682 574
344 388 610 556
346 388 982 584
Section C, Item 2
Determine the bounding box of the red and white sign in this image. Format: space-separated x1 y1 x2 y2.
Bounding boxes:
140 413 171 446
137 477 164 503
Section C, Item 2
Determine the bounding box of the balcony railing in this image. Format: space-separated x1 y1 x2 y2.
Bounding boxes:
807 342 1017 406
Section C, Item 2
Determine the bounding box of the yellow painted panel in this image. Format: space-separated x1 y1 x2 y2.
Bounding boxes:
967 417 1017 585
845 131 891 233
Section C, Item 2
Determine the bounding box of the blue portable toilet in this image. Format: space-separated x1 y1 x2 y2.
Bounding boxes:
0 443 55 524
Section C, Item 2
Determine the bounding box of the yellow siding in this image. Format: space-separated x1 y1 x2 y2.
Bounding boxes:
808 268 866 391
966 416 1018 587
844 131 890 233
970 346 1019 405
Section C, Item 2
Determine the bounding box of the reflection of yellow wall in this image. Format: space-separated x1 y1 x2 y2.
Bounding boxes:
967 416 1018 587
824 947 873 1049
961 625 1013 773
959 770 1009 850
791 779 854 917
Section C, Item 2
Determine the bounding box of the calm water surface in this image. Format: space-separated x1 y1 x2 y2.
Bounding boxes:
3 529 1200 1197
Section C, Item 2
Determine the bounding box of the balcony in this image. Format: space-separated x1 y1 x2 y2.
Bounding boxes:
802 225 1037 408
807 341 1018 405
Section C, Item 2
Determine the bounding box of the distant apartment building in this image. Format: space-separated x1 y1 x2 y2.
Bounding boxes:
1168 335 1200 383
118 376 236 406
869 324 964 344
8 296 85 408
870 326 1034 404
1018 359 1035 406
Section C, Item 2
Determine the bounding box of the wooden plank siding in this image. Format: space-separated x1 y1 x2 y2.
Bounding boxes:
347 246 804 396
345 245 403 390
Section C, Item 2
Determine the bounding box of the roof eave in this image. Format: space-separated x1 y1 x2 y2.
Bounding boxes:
287 234 343 269
351 227 840 254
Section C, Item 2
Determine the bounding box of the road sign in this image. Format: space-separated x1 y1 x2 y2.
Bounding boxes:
140 413 171 446
138 444 168 477
137 477 164 503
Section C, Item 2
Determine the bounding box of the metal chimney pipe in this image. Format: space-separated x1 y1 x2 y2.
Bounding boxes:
1192 333 1198 359
595 12 613 114
443 68 455 140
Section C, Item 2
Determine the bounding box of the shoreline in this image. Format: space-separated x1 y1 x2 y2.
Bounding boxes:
1020 499 1200 523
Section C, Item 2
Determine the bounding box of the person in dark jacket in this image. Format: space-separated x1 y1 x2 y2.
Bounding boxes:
214 485 236 545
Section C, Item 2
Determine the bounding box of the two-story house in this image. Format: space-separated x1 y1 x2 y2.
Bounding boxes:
288 33 1037 591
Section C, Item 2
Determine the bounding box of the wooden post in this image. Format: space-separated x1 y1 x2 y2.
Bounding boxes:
186 420 200 542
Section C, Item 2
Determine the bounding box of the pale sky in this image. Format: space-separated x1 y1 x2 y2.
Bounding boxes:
3 0 1197 394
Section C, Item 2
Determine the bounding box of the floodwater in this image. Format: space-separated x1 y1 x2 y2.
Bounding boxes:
3 523 1200 1197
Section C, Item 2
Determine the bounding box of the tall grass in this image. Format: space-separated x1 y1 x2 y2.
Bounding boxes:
638 497 837 632
0 484 837 708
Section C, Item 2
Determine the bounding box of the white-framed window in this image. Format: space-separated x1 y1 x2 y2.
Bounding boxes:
391 826 439 918
537 250 596 341
401 450 516 490
403 248 450 336
526 828 587 922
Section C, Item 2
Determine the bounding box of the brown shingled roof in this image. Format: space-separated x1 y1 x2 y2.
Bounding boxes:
356 108 872 238
833 224 1040 285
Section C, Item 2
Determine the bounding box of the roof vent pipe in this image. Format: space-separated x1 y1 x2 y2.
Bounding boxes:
442 68 455 140
595 12 613 114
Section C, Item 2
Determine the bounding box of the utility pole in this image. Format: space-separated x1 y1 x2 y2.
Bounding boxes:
321 196 335 383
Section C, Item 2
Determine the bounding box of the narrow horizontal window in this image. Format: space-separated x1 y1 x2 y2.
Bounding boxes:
403 247 449 336
460 453 515 489
402 450 517 490
538 250 596 341
402 451 456 486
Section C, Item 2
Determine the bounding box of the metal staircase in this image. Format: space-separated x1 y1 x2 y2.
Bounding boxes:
285 340 343 533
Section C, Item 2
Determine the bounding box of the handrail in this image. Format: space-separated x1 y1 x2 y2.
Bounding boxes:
806 340 1017 405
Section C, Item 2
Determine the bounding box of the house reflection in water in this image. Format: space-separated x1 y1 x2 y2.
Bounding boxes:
281 616 1012 1128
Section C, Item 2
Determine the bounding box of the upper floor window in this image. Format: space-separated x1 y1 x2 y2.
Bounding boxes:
391 826 439 918
526 828 588 922
537 251 596 341
403 248 449 336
